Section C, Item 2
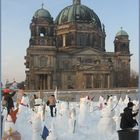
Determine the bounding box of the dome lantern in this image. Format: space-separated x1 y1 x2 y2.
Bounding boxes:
73 0 81 5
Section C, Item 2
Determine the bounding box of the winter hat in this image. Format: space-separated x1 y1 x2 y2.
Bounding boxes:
127 102 134 107
2 89 10 94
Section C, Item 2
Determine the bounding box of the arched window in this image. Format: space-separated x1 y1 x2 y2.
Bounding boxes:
39 27 46 37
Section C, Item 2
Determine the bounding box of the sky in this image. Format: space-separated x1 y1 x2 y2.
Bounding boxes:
1 0 139 85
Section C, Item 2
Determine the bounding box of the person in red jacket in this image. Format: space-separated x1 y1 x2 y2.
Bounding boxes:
2 89 16 114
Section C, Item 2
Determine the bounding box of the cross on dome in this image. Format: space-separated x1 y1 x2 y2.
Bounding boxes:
41 3 44 9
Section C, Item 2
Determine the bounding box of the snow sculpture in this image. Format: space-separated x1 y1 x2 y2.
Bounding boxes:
47 131 57 140
68 107 76 134
47 121 57 140
112 96 118 105
98 96 105 110
133 100 139 112
15 94 32 139
132 100 139 121
32 113 42 140
97 103 116 137
123 95 130 106
78 96 90 125
34 98 45 121
18 94 29 114
58 102 69 131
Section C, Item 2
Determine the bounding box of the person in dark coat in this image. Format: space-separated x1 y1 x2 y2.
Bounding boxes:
2 89 16 114
120 102 138 129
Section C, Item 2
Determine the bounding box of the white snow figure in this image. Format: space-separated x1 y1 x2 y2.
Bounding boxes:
15 94 32 139
98 96 105 110
112 95 118 105
18 94 30 113
89 99 94 112
35 98 43 106
32 113 42 140
133 100 139 112
57 102 69 131
132 100 139 121
1 107 7 136
113 97 124 130
118 97 124 114
97 103 116 139
47 131 57 140
47 121 57 140
4 114 16 135
123 95 130 106
68 108 76 134
34 98 45 121
118 97 123 104
78 97 90 126
107 96 114 109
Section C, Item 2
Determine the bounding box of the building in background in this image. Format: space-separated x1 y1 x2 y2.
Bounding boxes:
25 0 131 90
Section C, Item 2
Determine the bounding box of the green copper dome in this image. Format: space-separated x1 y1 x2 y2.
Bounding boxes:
55 0 101 28
34 7 52 20
116 28 128 37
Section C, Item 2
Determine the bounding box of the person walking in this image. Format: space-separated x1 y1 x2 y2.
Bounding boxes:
48 95 56 117
120 102 139 130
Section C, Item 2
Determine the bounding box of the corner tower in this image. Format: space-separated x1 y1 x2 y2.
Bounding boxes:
25 4 57 90
114 27 130 54
113 28 131 87
29 4 54 46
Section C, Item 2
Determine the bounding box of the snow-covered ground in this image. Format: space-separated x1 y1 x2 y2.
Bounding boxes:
2 95 139 140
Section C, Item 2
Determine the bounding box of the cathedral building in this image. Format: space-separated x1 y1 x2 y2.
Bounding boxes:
25 0 131 90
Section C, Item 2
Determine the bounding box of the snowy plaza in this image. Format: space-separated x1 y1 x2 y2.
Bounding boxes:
1 90 139 140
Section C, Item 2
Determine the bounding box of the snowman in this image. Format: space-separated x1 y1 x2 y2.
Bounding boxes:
113 97 123 130
47 121 57 140
47 131 57 140
34 97 45 121
57 102 69 131
1 107 7 137
18 94 30 114
15 94 32 139
123 94 130 107
68 107 76 134
97 102 116 138
98 96 105 110
31 113 42 140
78 96 90 126
132 100 139 121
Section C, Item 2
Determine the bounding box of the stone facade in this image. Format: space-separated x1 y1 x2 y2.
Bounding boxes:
25 0 131 90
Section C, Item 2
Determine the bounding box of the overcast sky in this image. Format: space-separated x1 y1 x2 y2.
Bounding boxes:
1 0 139 84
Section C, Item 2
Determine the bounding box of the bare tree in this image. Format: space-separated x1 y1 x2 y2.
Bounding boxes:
129 69 139 87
